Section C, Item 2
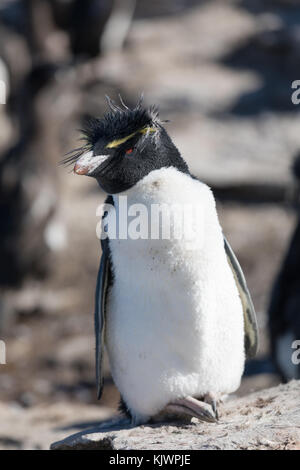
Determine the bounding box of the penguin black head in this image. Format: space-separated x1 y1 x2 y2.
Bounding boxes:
64 96 188 194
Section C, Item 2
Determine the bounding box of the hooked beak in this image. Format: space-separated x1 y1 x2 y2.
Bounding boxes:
74 151 110 176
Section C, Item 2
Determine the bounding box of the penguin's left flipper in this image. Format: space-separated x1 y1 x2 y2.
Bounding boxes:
95 235 112 400
224 237 259 359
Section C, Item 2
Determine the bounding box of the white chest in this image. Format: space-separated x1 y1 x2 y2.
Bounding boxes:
104 168 245 421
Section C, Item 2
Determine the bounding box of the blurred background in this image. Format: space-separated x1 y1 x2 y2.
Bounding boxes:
0 0 300 449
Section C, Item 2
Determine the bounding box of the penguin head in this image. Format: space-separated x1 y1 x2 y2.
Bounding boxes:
65 96 188 194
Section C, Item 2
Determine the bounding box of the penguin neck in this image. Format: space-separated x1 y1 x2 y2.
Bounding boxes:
112 165 190 203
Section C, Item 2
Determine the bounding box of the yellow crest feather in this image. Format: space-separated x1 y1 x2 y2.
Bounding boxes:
105 127 156 149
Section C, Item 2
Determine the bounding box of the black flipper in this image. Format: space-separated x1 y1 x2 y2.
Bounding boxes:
224 237 259 358
95 196 113 400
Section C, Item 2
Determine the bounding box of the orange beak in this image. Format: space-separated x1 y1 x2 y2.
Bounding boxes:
72 151 109 176
74 162 89 175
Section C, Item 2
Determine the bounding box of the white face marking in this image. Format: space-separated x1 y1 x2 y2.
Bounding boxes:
76 151 110 174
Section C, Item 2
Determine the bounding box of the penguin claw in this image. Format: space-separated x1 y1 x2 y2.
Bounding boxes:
203 392 221 421
165 396 218 423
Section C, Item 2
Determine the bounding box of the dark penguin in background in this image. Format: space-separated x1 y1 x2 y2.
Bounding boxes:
65 97 258 425
268 154 300 382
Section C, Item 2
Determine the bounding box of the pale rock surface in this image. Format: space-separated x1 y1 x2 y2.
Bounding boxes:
51 381 300 450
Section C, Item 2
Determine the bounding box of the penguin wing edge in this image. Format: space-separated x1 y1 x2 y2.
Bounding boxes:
95 241 111 400
224 237 259 359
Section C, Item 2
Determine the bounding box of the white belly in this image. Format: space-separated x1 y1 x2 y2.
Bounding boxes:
105 168 245 423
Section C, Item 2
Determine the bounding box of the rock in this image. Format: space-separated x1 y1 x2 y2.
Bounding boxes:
0 402 115 450
51 381 300 450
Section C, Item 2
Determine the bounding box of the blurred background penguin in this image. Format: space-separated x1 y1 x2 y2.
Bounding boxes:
268 153 300 382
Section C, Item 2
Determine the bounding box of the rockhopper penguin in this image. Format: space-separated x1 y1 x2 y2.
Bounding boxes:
65 96 258 425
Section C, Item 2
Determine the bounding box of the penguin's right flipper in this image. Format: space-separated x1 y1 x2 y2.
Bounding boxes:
95 195 114 400
95 233 112 400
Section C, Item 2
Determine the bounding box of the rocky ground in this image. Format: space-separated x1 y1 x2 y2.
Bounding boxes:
0 381 298 450
1 0 300 450
0 401 115 450
51 381 300 450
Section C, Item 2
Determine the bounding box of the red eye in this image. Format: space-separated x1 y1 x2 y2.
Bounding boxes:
126 148 133 154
